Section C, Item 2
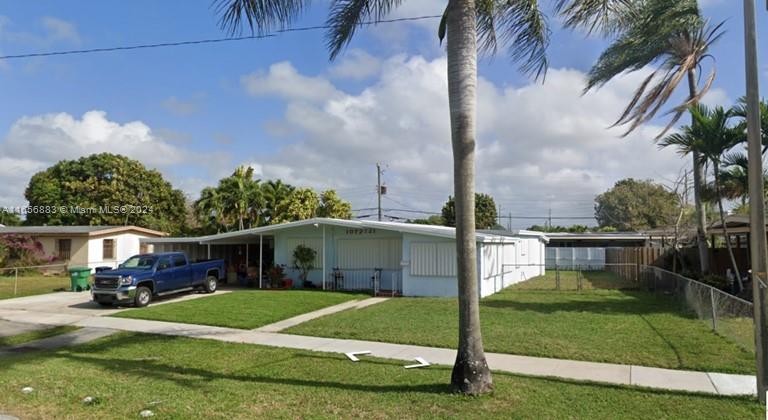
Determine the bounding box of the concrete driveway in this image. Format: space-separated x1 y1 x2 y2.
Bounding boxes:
0 290 228 327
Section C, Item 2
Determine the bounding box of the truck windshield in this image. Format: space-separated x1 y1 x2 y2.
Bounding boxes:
120 256 157 270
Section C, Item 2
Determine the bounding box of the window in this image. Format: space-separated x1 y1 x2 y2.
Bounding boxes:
103 239 115 260
55 239 71 260
172 255 187 267
157 257 171 271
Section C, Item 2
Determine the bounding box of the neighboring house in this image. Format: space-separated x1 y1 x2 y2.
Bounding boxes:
143 218 548 298
0 226 167 270
537 232 650 248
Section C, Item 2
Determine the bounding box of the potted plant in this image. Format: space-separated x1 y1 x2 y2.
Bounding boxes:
292 245 316 288
266 265 285 289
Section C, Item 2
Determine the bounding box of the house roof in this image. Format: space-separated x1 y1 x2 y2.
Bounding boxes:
143 218 547 245
536 232 649 241
0 225 167 237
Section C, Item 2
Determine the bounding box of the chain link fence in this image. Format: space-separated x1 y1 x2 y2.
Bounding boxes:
505 263 640 291
639 265 755 352
0 264 72 299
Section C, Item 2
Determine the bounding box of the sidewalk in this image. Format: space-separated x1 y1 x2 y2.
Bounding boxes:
72 316 756 397
254 297 389 332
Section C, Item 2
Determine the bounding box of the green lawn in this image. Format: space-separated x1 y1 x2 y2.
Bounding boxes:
0 274 70 300
287 287 756 374
112 290 365 329
0 326 80 348
0 332 760 419
511 270 637 290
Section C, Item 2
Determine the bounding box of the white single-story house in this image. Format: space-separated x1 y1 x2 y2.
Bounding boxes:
0 225 167 270
142 218 547 298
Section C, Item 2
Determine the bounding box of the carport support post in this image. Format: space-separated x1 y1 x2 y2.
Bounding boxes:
207 244 211 259
259 235 263 289
322 225 326 290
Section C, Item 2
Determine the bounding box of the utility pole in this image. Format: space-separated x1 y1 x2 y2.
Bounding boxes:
508 212 512 231
743 0 768 403
376 163 382 221
548 206 552 230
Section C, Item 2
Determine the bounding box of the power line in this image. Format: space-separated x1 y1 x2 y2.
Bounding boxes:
0 15 442 60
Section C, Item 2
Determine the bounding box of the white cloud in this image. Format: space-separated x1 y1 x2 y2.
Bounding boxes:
241 61 341 103
0 15 81 47
328 49 382 80
240 55 683 227
700 87 731 108
40 16 81 45
0 111 200 207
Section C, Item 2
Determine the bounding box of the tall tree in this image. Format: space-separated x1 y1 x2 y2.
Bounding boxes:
659 105 743 286
210 0 572 393
574 0 724 275
219 166 261 230
261 179 295 225
0 210 21 226
595 178 679 231
442 193 498 229
273 187 319 224
317 190 353 219
195 186 228 233
25 153 187 234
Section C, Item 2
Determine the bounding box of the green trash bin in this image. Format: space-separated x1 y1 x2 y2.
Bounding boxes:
68 267 92 292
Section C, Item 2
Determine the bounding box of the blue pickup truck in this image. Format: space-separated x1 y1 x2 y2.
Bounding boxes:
91 252 225 307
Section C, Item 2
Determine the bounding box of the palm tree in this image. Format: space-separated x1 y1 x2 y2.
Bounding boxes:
573 0 724 276
210 0 568 394
220 166 259 231
660 105 743 289
261 179 294 225
195 187 227 233
732 98 768 153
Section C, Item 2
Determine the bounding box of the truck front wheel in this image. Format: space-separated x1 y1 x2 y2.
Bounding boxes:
203 275 217 293
134 286 152 307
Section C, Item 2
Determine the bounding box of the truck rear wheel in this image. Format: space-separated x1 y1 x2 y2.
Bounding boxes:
134 286 152 307
203 275 217 293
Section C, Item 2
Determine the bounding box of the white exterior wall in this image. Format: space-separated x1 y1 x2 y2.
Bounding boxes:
478 236 546 297
86 233 158 270
401 233 459 297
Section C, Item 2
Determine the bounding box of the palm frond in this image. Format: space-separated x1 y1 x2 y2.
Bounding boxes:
555 0 635 35
212 0 310 35
326 0 403 60
479 0 550 80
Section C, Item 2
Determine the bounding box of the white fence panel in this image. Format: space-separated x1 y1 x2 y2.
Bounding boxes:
546 247 606 269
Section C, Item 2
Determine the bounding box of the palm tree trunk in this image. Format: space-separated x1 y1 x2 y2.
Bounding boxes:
446 0 492 395
714 166 744 291
687 69 710 275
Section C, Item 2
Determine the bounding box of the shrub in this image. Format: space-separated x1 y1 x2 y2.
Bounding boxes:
292 245 316 287
700 274 729 290
0 234 54 268
266 264 286 288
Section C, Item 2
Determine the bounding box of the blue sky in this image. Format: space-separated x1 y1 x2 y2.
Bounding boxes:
1 0 766 228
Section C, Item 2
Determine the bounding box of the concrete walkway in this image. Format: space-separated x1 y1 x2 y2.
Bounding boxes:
0 327 116 356
254 297 389 332
70 316 755 397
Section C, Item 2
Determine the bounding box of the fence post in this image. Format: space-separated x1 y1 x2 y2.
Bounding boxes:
710 288 717 331
577 266 582 291
555 264 560 290
13 268 18 296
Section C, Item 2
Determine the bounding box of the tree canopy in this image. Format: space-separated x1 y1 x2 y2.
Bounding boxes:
0 210 21 226
594 179 678 231
24 153 187 234
441 193 498 230
194 168 352 233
